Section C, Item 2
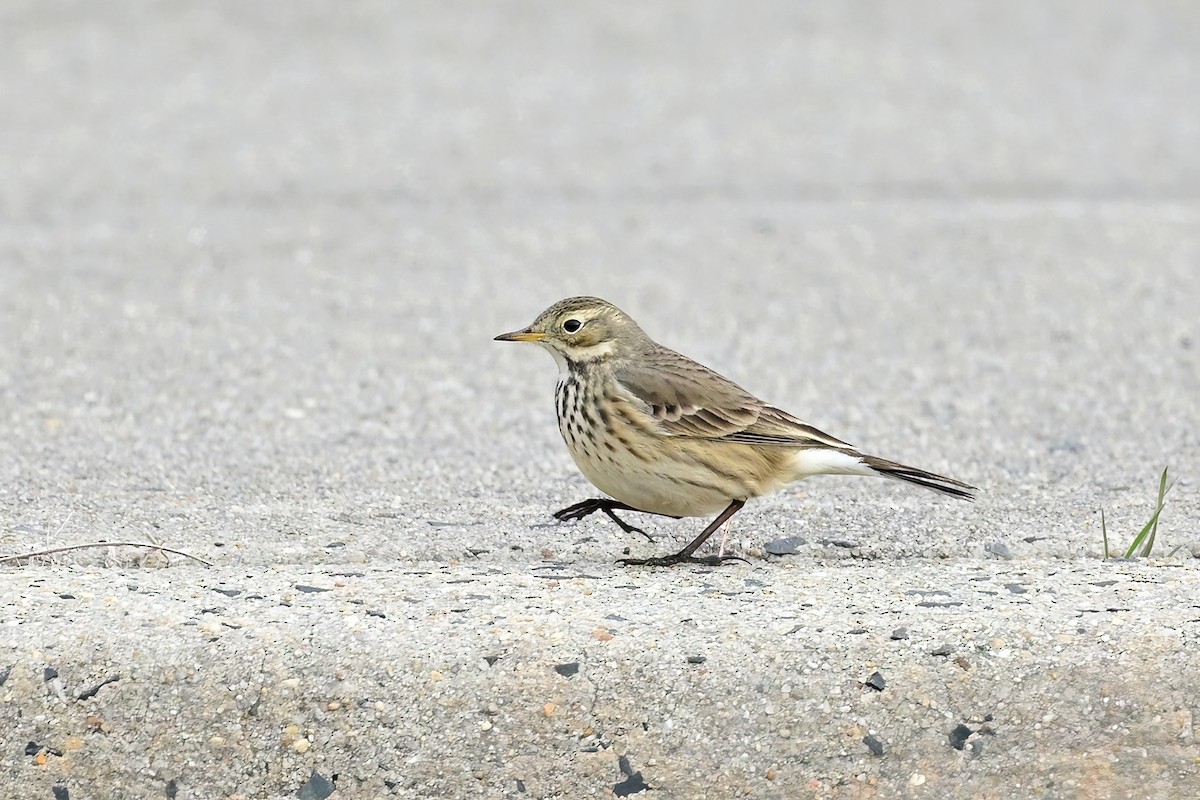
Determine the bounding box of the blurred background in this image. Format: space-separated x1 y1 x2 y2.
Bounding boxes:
2 1 1197 563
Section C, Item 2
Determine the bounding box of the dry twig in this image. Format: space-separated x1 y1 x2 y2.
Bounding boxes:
0 542 213 567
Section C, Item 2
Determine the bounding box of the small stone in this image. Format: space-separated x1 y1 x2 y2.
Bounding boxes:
592 628 614 641
554 662 580 678
543 703 557 717
821 538 860 549
949 723 973 750
764 537 807 555
985 542 1013 560
686 656 707 665
325 701 341 711
479 721 493 731
890 627 909 640
1005 583 1027 594
930 644 954 656
864 672 886 691
765 768 778 780
429 671 445 682
291 737 312 754
909 772 926 786
27 743 60 762
296 770 335 800
863 735 884 756
613 757 649 797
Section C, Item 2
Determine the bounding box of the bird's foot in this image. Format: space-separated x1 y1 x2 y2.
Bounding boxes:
553 499 654 541
618 553 748 568
552 498 609 523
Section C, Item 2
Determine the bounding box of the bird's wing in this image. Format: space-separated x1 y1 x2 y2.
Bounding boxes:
612 349 852 449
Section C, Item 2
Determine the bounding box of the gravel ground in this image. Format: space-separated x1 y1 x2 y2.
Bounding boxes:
2 1 1199 798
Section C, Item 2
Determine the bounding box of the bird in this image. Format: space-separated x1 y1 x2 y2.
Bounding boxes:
495 296 975 566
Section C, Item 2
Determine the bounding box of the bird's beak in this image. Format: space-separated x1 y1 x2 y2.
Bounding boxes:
494 328 546 343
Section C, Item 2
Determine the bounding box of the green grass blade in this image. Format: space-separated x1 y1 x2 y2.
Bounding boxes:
1124 467 1174 559
1124 505 1164 559
1138 467 1175 557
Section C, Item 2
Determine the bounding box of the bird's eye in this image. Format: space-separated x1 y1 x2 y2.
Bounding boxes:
562 319 582 333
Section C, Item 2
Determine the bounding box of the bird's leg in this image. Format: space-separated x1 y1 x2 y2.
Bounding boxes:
553 498 667 541
620 499 747 567
717 516 737 559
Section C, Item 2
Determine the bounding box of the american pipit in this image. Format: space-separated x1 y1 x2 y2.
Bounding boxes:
496 296 975 567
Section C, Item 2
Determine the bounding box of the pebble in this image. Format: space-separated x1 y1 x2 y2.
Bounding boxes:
986 542 1013 560
949 723 973 750
764 537 807 555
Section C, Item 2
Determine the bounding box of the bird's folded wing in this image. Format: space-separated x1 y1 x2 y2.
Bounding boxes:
613 356 852 449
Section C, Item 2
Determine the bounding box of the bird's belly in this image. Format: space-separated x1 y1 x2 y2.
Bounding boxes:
567 445 734 517
554 371 764 517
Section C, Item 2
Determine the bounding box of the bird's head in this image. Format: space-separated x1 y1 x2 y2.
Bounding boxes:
494 296 641 368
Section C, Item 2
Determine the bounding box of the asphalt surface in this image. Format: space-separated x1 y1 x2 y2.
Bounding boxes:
2 2 1199 798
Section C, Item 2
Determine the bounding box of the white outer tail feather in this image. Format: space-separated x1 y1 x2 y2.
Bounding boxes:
791 448 877 478
790 448 976 500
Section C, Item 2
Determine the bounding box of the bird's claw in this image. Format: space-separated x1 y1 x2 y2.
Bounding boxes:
553 499 654 541
552 503 595 523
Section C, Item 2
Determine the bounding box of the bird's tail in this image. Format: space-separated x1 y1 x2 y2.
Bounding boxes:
854 452 976 500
